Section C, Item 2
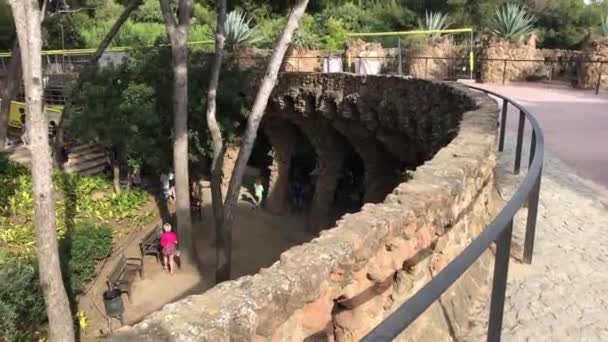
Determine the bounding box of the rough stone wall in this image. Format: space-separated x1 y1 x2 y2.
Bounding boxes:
478 35 543 83
538 49 581 80
284 48 323 73
407 39 461 79
577 38 608 89
111 74 499 342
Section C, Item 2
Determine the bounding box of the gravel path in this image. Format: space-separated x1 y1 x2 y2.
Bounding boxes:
464 130 608 341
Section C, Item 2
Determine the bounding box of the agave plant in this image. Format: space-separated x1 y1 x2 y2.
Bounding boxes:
206 10 262 50
419 11 452 37
602 15 608 38
489 3 536 42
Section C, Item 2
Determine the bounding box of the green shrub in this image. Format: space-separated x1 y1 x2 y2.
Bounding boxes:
602 15 608 38
0 253 46 341
63 222 113 293
0 221 113 339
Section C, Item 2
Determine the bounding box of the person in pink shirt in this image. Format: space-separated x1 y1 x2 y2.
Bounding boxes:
160 223 178 274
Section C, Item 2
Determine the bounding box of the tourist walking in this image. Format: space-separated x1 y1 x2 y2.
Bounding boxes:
160 172 175 203
19 109 28 146
160 223 178 274
253 178 264 208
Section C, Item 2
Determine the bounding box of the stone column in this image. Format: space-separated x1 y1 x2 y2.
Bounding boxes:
263 119 296 215
294 118 345 232
333 121 400 204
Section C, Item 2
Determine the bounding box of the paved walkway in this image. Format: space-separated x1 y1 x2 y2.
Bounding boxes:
463 83 608 341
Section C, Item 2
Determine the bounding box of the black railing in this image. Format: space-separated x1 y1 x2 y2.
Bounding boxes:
362 85 544 342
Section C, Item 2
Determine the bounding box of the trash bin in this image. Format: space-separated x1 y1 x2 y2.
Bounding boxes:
103 289 124 320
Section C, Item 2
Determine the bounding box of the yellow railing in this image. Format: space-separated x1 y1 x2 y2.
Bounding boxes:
0 40 215 58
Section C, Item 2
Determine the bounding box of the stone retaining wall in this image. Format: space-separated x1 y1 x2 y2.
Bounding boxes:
111 74 500 341
577 38 608 89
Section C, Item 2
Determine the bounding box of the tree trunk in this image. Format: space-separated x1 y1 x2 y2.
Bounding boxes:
111 146 121 194
9 1 76 341
160 0 193 249
215 0 310 283
205 0 227 281
0 40 22 149
89 0 141 65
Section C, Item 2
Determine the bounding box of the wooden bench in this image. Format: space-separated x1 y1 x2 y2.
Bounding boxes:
106 255 142 302
139 226 161 275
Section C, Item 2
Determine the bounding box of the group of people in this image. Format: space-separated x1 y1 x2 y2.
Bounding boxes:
159 171 206 220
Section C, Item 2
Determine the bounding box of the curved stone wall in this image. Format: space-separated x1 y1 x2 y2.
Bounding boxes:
112 74 500 341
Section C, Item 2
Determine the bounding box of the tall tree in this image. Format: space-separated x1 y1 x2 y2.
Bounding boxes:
160 0 193 247
208 0 310 283
8 0 75 341
206 0 227 281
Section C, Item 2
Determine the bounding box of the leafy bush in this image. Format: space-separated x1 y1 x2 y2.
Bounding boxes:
0 253 47 341
489 3 536 42
63 222 113 293
0 221 113 340
323 17 349 51
602 15 608 38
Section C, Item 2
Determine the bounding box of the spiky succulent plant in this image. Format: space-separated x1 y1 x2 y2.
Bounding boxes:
489 4 536 41
207 10 261 50
419 11 452 37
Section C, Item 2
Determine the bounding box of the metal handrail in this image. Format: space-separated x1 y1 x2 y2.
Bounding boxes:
362 85 544 342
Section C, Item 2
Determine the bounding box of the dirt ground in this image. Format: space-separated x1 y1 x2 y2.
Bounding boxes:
81 187 314 339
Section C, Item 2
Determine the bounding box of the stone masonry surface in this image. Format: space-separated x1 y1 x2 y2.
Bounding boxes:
111 74 500 341
462 131 608 341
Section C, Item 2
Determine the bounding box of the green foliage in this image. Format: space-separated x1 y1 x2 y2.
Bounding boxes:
0 221 113 340
63 222 113 293
0 253 46 341
489 3 536 42
602 15 608 38
43 14 87 49
292 14 323 49
323 17 349 51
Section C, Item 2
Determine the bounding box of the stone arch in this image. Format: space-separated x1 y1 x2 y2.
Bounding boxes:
332 120 400 204
291 117 346 232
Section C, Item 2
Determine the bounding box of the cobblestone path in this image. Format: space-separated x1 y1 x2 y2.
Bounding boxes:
464 131 608 341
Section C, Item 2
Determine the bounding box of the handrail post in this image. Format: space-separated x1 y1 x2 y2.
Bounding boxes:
528 130 536 169
498 100 508 152
596 61 603 96
514 110 525 174
487 220 513 342
523 167 542 264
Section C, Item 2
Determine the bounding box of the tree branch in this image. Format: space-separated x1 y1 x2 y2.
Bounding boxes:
224 0 309 213
177 0 193 27
159 0 177 39
89 0 141 65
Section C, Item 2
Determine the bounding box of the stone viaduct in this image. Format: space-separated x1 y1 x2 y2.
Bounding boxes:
113 72 500 341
